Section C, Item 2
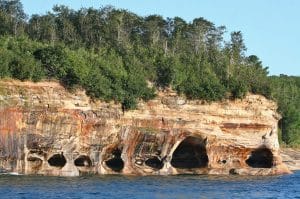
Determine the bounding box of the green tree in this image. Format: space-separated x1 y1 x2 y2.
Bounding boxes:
33 45 69 78
0 0 26 36
155 56 174 89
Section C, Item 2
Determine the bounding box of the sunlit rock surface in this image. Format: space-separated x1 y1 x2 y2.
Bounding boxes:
0 80 290 176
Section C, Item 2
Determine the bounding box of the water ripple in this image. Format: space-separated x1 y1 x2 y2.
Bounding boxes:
0 172 299 199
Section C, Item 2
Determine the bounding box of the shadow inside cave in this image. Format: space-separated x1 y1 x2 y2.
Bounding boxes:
171 136 208 169
48 154 67 167
246 147 273 168
105 148 124 172
74 155 92 167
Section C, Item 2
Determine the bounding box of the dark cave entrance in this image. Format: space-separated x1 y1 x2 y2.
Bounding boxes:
48 154 67 167
171 136 208 169
145 156 164 170
246 147 273 168
74 155 92 167
105 148 124 172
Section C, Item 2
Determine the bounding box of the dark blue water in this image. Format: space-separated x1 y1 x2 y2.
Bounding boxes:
0 171 299 199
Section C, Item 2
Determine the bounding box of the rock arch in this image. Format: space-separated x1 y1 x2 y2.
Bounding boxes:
27 156 43 170
48 154 67 167
105 148 124 172
171 136 208 169
246 147 273 168
145 156 164 170
74 155 92 167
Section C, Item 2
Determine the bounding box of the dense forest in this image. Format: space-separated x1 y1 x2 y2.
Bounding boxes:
0 0 299 146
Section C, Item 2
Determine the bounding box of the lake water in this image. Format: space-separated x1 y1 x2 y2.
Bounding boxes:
0 171 299 199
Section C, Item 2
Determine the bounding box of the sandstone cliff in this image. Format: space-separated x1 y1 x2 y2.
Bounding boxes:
0 80 290 176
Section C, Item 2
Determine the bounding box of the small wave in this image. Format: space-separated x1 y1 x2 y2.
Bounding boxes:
0 172 23 176
8 172 22 176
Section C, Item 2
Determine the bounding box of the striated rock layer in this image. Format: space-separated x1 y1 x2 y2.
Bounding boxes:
281 148 300 171
0 80 290 176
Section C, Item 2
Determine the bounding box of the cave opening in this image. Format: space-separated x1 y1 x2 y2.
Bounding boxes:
145 156 164 170
48 154 67 167
246 147 273 168
105 148 124 172
171 136 208 169
27 157 43 169
74 155 92 167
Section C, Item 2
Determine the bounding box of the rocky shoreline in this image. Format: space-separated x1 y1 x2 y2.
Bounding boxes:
281 148 300 171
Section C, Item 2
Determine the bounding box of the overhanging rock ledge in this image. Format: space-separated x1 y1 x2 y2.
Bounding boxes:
0 80 291 176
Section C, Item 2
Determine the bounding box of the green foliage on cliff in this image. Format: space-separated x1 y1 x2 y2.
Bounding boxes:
0 0 299 145
270 75 300 147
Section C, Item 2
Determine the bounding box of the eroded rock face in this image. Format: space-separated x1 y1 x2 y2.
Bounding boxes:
0 80 290 176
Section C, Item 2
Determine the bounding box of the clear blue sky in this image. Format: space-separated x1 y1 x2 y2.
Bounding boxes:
21 0 300 76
